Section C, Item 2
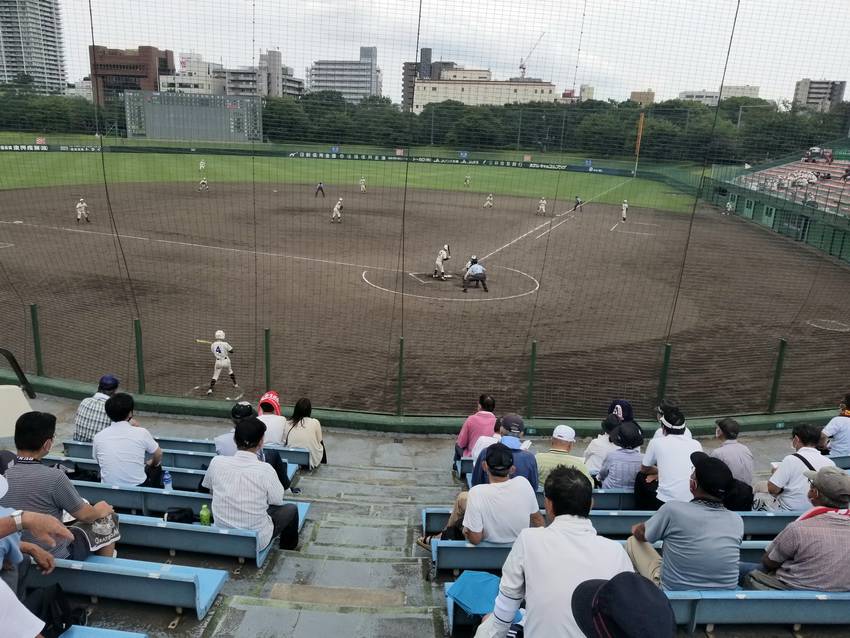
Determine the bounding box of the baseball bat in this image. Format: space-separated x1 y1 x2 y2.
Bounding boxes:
195 339 212 345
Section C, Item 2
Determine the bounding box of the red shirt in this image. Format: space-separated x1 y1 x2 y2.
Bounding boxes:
456 411 496 456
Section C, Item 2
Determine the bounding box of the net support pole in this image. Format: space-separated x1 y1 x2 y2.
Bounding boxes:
768 338 788 414
395 336 405 416
656 342 672 404
133 318 145 394
29 303 44 377
526 340 538 419
264 328 271 392
633 111 645 177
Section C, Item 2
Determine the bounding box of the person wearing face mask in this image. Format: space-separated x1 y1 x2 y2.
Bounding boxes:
710 417 753 486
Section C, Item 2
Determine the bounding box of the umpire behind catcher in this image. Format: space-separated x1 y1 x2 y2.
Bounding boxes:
463 257 488 293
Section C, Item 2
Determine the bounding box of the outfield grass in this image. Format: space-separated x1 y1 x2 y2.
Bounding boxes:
0 147 697 213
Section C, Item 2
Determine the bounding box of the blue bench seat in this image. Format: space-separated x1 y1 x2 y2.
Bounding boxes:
61 627 148 638
26 556 227 619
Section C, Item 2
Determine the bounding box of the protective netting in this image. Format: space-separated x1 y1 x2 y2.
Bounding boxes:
1 1 849 419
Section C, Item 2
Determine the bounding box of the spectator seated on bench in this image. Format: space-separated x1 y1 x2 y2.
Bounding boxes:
454 394 496 465
470 415 537 488
599 421 644 490
535 425 592 488
583 409 626 475
202 417 300 550
1 412 117 562
72 374 120 443
626 452 743 591
282 398 325 470
821 392 850 460
741 466 850 591
92 393 164 488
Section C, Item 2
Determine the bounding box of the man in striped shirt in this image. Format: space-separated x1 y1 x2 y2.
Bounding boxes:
73 374 120 442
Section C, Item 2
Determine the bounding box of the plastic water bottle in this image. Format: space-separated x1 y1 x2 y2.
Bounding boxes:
162 470 172 492
199 504 212 526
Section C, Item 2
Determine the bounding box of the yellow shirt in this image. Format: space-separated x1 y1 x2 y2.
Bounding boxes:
535 449 592 488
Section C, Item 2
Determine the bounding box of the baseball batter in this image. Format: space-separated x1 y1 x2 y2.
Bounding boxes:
331 198 343 223
434 244 451 280
359 176 367 193
75 198 90 224
483 193 494 208
621 199 629 222
537 197 547 216
207 330 238 395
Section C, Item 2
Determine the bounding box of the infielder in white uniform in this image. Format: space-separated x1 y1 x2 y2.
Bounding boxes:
621 199 629 222
536 197 547 216
331 198 343 223
75 198 90 224
359 177 366 193
434 244 450 280
483 193 494 208
199 159 206 172
198 177 209 192
207 330 238 395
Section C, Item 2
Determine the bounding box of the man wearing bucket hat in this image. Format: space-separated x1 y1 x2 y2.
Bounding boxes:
742 466 850 591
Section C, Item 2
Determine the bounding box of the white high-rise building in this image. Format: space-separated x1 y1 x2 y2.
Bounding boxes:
0 0 66 93
159 52 225 95
307 46 382 103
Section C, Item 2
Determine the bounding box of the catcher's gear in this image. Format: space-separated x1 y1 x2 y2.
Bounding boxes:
215 330 225 340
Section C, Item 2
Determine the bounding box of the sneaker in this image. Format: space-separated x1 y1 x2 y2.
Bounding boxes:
483 286 489 292
206 389 213 395
462 288 467 293
289 487 302 495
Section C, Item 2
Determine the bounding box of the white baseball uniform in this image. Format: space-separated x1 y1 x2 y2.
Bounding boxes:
332 200 343 221
359 178 366 193
621 202 629 221
725 201 733 215
483 195 494 208
537 198 547 215
211 340 233 380
199 160 206 171
75 201 89 221
199 178 209 191
435 248 449 276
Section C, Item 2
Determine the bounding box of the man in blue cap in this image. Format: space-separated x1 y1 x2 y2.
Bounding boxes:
470 414 538 488
73 374 120 442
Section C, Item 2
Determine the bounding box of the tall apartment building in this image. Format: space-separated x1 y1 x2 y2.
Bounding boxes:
307 46 382 103
793 79 846 112
411 74 555 114
402 48 460 112
0 0 66 93
159 52 224 95
89 45 175 105
629 89 655 107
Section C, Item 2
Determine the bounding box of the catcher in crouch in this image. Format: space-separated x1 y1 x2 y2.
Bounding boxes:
434 244 451 280
463 256 488 293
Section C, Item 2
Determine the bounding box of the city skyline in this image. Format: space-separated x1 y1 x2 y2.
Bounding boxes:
51 0 850 105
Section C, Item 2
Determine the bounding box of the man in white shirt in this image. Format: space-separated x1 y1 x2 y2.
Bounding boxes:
638 405 702 509
754 424 835 511
651 399 693 440
583 415 621 474
257 391 286 444
93 393 163 487
821 393 850 459
463 443 544 545
202 417 300 550
476 466 633 638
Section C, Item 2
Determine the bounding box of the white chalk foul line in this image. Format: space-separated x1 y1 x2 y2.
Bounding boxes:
0 242 13 249
614 228 655 237
535 213 576 240
610 223 619 232
0 219 397 273
362 266 540 303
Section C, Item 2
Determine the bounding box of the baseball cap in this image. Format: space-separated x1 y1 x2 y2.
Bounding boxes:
572 572 676 638
552 425 576 442
612 421 644 450
98 374 120 391
230 401 256 422
690 452 734 499
258 390 281 415
804 466 850 505
498 414 525 434
485 442 514 475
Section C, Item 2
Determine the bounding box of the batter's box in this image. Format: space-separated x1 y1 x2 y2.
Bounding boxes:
408 272 454 284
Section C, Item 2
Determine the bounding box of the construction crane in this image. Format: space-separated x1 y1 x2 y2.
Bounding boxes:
519 32 545 78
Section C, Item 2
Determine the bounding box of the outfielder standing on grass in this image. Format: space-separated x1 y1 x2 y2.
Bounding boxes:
207 330 238 396
537 196 547 216
462 256 488 293
464 175 471 188
75 198 90 224
315 181 325 197
483 193 494 208
331 197 343 223
199 159 206 172
434 244 451 280
622 199 629 222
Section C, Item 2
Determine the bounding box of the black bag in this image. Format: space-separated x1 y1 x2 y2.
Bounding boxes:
24 584 87 638
723 479 755 512
320 442 328 465
164 507 194 524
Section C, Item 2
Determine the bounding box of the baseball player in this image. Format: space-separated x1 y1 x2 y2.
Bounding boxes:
359 176 367 193
75 198 90 224
464 175 471 188
198 177 209 192
207 330 238 395
724 200 734 215
434 244 451 280
621 199 629 222
463 257 488 293
331 197 343 223
199 159 206 172
315 181 325 197
483 193 494 208
574 195 583 212
536 197 547 216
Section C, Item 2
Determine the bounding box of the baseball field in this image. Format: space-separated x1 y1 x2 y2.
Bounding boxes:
0 145 848 419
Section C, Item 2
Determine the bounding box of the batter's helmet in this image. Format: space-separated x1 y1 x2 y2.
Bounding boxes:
215 330 225 340
470 255 478 264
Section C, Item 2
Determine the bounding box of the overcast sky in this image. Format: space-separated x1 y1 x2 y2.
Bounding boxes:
61 0 849 104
